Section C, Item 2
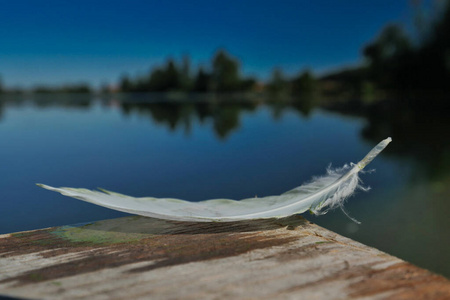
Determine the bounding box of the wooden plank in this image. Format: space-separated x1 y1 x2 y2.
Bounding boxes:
1 215 449 299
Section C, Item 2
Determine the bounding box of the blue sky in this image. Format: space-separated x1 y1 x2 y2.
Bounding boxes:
0 0 414 88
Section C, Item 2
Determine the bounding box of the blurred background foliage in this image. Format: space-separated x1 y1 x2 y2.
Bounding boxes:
2 1 449 106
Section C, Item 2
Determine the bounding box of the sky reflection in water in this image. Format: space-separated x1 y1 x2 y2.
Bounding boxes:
0 94 448 277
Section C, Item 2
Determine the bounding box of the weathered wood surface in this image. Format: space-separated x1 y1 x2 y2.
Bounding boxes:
1 216 449 300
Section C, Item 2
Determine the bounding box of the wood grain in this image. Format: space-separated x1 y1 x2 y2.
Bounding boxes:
1 215 449 299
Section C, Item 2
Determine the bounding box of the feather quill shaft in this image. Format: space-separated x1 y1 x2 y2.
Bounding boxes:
37 138 391 222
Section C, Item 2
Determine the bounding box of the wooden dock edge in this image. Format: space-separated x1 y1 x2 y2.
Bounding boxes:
1 215 449 299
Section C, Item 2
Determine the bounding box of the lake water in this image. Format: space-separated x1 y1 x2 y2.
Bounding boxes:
1 94 449 277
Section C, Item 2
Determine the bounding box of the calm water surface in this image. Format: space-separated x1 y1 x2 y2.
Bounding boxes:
1 94 449 277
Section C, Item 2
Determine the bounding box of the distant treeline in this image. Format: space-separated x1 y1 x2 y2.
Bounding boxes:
118 50 257 93
118 49 320 100
1 1 448 101
33 84 92 94
0 49 319 98
0 78 92 94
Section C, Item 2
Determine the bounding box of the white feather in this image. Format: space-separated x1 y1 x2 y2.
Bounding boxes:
37 138 391 222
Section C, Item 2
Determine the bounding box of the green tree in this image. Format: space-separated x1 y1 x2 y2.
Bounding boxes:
363 24 412 88
0 77 3 94
364 25 411 64
179 55 193 91
165 59 181 90
291 70 317 96
120 75 133 92
147 59 182 91
291 70 318 115
266 68 290 95
211 50 241 92
193 67 211 92
416 1 450 89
